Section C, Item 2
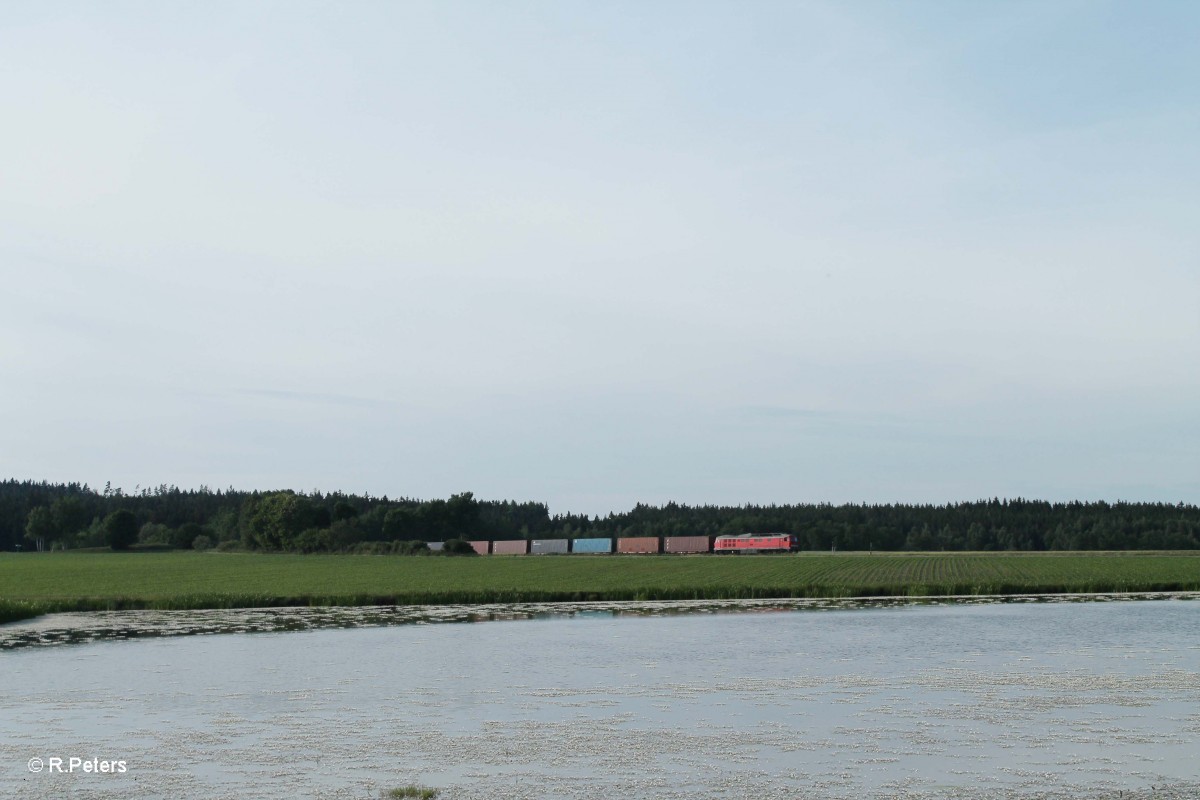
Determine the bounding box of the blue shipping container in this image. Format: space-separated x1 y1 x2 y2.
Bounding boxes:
571 537 613 554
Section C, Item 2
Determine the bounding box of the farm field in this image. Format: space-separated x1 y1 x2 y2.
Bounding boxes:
2 551 1199 623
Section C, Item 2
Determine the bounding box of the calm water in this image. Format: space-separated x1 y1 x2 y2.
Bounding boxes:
3 597 1198 799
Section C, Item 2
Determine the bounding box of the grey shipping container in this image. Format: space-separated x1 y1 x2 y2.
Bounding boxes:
426 541 444 552
531 538 569 555
617 536 660 554
664 536 710 554
571 537 613 554
468 540 490 555
492 539 529 555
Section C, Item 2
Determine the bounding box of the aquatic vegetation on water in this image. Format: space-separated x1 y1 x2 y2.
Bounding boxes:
1 592 1196 650
386 786 439 800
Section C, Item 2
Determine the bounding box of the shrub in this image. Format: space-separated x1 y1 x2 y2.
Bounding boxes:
393 540 430 556
173 522 206 550
293 528 331 554
442 538 478 556
138 523 171 546
192 535 213 552
346 541 394 555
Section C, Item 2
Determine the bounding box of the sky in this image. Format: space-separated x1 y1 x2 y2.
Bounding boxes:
3 1 1198 515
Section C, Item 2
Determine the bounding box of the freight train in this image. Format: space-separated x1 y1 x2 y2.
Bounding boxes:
436 533 800 555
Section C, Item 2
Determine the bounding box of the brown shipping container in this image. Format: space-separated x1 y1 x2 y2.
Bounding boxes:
617 536 660 554
664 536 710 554
492 539 529 555
468 540 490 555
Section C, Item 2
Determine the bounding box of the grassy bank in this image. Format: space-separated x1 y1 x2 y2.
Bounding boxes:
0 599 48 625
2 551 1199 622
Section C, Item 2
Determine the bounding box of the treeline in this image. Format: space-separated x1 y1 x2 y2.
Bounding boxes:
2 479 1199 553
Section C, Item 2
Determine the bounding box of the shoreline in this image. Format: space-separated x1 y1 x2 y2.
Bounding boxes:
5 582 1200 625
4 591 1198 650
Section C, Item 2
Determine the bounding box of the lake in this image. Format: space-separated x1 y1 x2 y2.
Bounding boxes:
3 595 1198 799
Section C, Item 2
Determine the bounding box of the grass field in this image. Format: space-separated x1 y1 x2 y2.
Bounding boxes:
2 550 1199 623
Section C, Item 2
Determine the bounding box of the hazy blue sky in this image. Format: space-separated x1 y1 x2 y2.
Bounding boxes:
3 1 1197 514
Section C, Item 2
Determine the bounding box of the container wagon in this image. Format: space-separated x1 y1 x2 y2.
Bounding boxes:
530 538 569 555
468 540 490 555
664 535 710 554
571 537 613 554
426 541 444 552
617 536 660 554
492 539 529 555
712 533 798 554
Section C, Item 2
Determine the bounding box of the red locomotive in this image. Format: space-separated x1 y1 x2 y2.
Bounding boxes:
712 532 798 554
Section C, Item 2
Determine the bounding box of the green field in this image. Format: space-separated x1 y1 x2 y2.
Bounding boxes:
2 550 1199 623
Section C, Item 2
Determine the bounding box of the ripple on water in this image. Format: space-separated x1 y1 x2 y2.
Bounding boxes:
4 594 1199 800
